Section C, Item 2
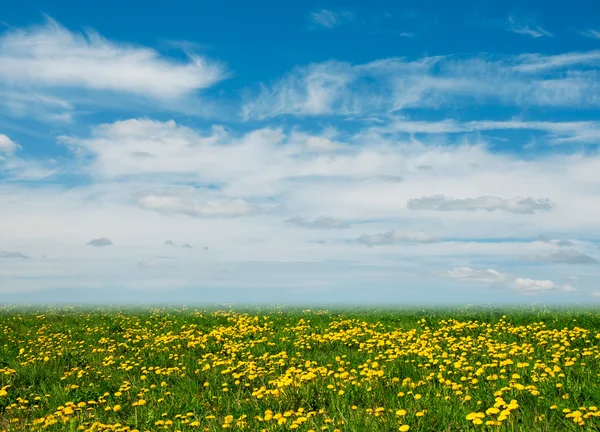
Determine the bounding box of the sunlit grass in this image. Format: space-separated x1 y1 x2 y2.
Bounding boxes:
1 305 600 431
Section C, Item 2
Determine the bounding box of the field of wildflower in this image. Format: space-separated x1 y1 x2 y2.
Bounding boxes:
2 307 600 431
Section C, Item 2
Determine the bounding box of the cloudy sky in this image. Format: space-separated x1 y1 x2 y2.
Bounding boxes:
1 0 600 304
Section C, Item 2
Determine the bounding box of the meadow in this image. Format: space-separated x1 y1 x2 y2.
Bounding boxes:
1 306 600 431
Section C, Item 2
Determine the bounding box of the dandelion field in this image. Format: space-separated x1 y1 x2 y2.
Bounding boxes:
2 307 600 432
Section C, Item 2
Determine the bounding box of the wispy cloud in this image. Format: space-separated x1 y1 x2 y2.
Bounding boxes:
506 16 552 38
444 267 506 283
407 195 554 214
0 134 18 154
580 28 600 39
0 18 228 121
371 116 600 145
513 51 600 72
370 29 414 37
374 118 600 145
310 9 353 29
242 52 600 119
0 18 226 99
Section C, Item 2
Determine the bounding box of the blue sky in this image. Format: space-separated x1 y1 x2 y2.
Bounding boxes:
1 1 600 304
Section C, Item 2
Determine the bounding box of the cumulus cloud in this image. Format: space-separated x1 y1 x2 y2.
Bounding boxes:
358 230 437 246
50 116 600 242
86 237 113 247
59 119 286 181
525 249 599 265
0 134 18 155
59 118 420 190
287 129 342 151
310 9 353 28
286 216 349 229
407 195 554 214
444 267 576 294
512 278 575 293
0 249 29 259
0 18 226 100
4 113 600 301
506 16 552 38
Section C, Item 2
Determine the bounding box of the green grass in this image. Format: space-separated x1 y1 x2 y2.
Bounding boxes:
2 305 600 431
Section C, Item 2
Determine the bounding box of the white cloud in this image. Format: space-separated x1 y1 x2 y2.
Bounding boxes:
242 53 600 119
513 51 600 72
407 195 554 214
310 9 353 28
580 29 600 39
512 278 575 293
375 118 600 145
53 117 600 240
0 18 227 122
138 191 256 218
0 134 18 154
358 229 437 246
0 91 74 124
243 61 356 119
444 267 506 283
59 119 289 183
525 249 599 265
0 156 57 180
506 16 552 38
4 116 600 299
287 129 342 151
0 18 226 99
286 216 349 229
444 267 576 295
4 16 600 302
